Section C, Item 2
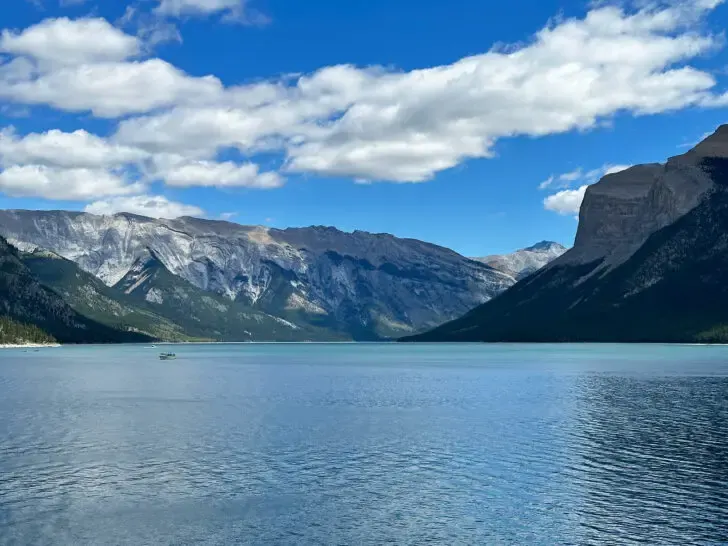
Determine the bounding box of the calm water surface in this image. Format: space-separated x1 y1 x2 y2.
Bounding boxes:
1 343 728 545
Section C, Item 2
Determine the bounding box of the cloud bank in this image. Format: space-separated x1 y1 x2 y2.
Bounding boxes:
0 1 725 217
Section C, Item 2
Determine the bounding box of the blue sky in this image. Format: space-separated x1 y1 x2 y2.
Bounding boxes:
0 0 726 256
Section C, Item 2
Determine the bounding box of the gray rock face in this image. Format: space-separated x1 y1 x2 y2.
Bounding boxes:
406 124 728 343
554 126 724 271
0 211 515 339
474 241 567 280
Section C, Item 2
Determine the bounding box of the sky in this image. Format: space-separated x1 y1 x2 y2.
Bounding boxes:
0 0 726 256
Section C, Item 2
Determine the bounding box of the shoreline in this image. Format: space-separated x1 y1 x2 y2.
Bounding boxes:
0 343 61 349
2 341 728 348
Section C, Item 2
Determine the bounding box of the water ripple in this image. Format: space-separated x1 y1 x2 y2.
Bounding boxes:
1 344 728 544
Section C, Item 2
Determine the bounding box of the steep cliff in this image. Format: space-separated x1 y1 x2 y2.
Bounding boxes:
406 124 728 343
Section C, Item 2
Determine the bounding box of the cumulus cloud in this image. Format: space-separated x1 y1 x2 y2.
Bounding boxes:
0 128 149 201
150 155 284 188
0 18 140 66
1 59 223 117
0 127 149 168
84 194 204 219
544 185 590 216
541 164 632 215
0 165 140 200
112 2 727 182
0 0 724 205
0 125 282 199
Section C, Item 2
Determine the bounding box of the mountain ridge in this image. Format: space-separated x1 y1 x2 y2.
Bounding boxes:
405 123 728 343
0 210 516 340
0 235 151 344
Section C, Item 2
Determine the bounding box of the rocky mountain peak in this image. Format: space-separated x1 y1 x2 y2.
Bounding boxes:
686 124 728 160
557 127 726 271
473 241 567 280
525 241 566 252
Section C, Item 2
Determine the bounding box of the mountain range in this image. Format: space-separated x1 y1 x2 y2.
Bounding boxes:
407 124 728 343
0 213 559 342
8 118 727 346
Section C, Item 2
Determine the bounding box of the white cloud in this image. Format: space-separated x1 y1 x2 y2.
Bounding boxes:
541 164 633 215
1 59 223 117
156 0 241 16
153 0 269 24
0 1 724 194
540 163 633 190
285 132 492 183
538 175 556 190
113 106 285 154
544 185 589 215
117 6 183 50
0 165 140 200
540 168 587 190
0 18 139 66
559 168 585 182
113 3 727 182
0 58 35 84
84 195 204 219
697 0 725 8
0 126 283 197
701 91 728 107
219 211 237 220
0 127 149 168
151 156 284 188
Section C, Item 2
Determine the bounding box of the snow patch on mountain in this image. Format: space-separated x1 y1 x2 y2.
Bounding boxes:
474 241 567 280
145 288 164 304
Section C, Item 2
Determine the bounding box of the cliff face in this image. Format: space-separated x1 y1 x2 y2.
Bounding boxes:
562 151 715 270
0 211 514 340
406 124 728 343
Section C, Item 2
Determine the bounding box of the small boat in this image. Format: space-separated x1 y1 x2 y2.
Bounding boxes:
159 352 177 360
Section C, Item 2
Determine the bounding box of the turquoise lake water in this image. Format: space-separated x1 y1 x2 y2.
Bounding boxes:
1 343 727 544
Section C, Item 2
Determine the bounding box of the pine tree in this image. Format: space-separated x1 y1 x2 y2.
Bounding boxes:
0 316 56 344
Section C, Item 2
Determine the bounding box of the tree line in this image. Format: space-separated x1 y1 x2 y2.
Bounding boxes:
0 316 56 344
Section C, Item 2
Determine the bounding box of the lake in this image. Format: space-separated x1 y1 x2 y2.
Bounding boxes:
1 343 727 545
